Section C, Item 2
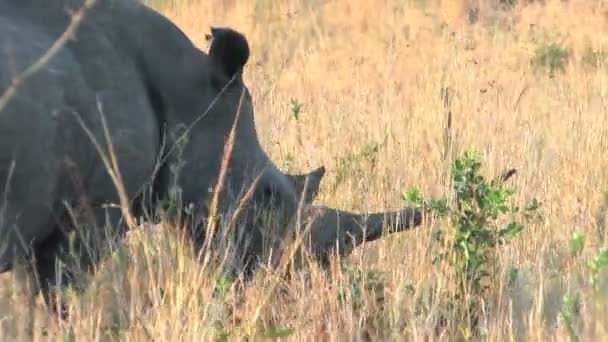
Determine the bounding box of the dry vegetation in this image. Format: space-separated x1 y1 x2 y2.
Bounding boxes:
2 0 608 340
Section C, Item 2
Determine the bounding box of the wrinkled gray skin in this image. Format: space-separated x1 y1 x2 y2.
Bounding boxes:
0 0 422 313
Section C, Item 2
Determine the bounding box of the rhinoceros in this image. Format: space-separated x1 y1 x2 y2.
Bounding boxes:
0 0 423 311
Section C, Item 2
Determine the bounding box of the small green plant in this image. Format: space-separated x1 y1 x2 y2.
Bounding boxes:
569 231 586 257
531 41 570 77
559 290 580 341
61 330 76 342
263 326 296 339
289 98 305 150
289 98 302 122
507 267 519 288
214 272 235 299
581 45 607 69
403 149 541 335
589 247 608 293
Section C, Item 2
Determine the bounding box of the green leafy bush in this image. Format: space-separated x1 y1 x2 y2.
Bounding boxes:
531 41 570 77
403 149 541 336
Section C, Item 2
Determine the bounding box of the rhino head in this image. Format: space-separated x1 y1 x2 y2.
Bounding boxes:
148 26 423 274
0 1 423 314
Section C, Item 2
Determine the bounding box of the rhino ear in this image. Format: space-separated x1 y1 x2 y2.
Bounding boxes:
207 26 250 79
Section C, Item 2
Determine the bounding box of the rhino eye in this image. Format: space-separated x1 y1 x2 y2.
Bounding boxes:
260 184 279 204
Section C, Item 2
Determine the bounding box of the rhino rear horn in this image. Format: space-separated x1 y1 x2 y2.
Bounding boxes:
207 26 250 78
287 166 326 204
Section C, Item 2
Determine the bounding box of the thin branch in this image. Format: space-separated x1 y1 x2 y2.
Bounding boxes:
0 0 97 113
67 101 137 230
204 85 247 251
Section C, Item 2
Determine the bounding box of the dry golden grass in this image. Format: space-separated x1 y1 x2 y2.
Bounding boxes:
440 0 471 29
2 0 608 340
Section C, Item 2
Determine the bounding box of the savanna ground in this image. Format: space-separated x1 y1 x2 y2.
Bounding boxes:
2 0 608 340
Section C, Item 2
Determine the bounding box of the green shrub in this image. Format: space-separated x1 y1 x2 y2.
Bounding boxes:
531 42 570 77
403 149 541 337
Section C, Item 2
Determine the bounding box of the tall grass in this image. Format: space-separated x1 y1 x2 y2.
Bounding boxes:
2 0 608 340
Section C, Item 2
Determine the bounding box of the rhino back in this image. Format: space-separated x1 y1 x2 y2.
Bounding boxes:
0 14 88 264
0 2 161 265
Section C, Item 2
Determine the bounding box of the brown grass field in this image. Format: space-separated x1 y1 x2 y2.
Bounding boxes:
2 0 608 340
